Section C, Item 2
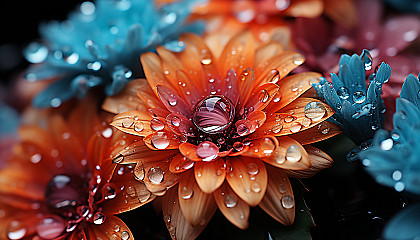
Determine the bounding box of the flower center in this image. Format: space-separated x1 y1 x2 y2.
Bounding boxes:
192 95 235 134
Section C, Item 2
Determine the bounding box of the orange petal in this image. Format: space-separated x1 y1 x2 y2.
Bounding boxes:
259 165 295 225
175 69 204 108
255 51 305 85
157 46 185 89
264 72 322 113
169 153 195 173
111 140 179 165
102 79 149 114
284 145 334 178
194 158 226 194
285 0 323 18
254 42 284 69
85 216 133 240
143 131 182 150
324 0 357 28
141 158 180 196
162 188 210 240
178 170 217 226
136 83 166 110
101 172 155 215
213 181 250 229
259 98 333 137
110 111 154 137
289 121 342 145
226 157 267 206
141 52 169 96
236 68 256 113
244 83 279 113
243 136 311 170
156 85 192 118
178 142 201 161
219 31 255 77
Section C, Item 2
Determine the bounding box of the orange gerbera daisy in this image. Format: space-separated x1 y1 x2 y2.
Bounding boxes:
103 32 341 239
0 101 155 239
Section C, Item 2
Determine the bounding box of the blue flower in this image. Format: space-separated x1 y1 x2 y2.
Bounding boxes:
359 73 420 195
24 0 205 108
312 50 391 146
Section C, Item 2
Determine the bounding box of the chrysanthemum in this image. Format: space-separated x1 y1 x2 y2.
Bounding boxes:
104 32 340 239
312 50 391 152
0 100 155 239
358 74 420 240
24 0 204 108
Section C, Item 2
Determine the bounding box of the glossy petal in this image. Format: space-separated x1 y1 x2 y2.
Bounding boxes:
194 158 226 194
110 111 154 137
85 216 132 240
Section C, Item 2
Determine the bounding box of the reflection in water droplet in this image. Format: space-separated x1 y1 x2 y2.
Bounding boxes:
7 221 27 240
284 116 294 123
251 182 261 193
289 122 302 133
233 142 244 151
293 55 304 65
196 141 219 161
272 122 283 134
259 89 269 103
279 184 287 193
151 118 165 131
353 91 366 104
193 95 235 134
261 137 276 155
93 212 106 225
268 69 280 83
302 118 311 127
121 230 130 240
134 163 145 181
337 86 350 99
224 194 238 208
147 167 164 184
247 162 259 175
133 122 143 132
151 132 170 149
281 195 294 209
180 186 194 200
361 50 373 71
171 116 180 127
236 123 249 136
304 102 326 121
200 50 213 65
286 145 302 162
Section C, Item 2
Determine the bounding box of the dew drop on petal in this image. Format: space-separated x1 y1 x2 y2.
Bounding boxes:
284 116 294 123
171 116 180 127
304 102 326 121
261 137 276 155
236 123 249 136
293 55 304 65
289 122 302 133
151 132 170 149
180 186 194 200
7 221 27 240
251 182 261 193
272 122 283 134
302 118 311 127
279 184 287 194
392 170 402 181
121 231 130 240
224 194 238 208
337 86 350 100
102 128 113 138
286 145 302 162
380 138 393 151
353 91 366 104
114 225 120 232
281 195 294 209
24 42 48 63
93 212 106 225
134 164 145 181
147 167 164 184
268 69 280 83
200 50 213 65
30 153 42 164
247 162 259 175
361 50 373 71
151 118 165 131
259 89 269 103
36 216 65 239
133 122 143 132
196 141 219 161
233 142 244 151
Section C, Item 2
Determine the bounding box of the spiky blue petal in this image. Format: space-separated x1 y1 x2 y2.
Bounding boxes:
24 0 206 108
312 50 390 145
382 202 420 240
359 74 420 195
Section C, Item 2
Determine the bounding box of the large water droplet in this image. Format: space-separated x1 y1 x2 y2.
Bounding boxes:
304 102 326 121
281 195 294 209
193 95 235 134
24 42 48 63
261 137 276 155
196 141 219 161
361 50 373 71
236 123 249 136
93 212 106 225
259 89 269 103
147 167 164 184
272 122 283 134
151 132 170 149
337 86 350 99
180 186 194 200
268 69 280 83
353 91 366 104
286 145 302 162
247 162 259 175
121 230 130 240
7 225 26 240
289 122 302 133
36 216 65 239
224 194 238 208
151 118 165 131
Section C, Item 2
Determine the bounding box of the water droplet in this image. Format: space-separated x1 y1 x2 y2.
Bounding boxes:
80 1 96 15
289 122 302 133
304 102 326 121
104 184 117 200
200 50 213 65
392 170 402 181
293 55 304 65
251 182 261 193
147 167 164 184
224 194 238 208
236 123 249 136
233 142 244 151
133 122 143 132
193 95 235 134
134 164 145 181
196 141 219 161
102 128 113 138
337 86 350 99
30 153 42 164
112 65 132 81
247 163 259 175
46 175 83 209
284 116 294 123
50 98 62 108
268 69 280 83
286 145 302 162
261 137 276 155
279 184 287 193
233 2 256 23
281 195 294 209
170 116 180 127
321 127 330 135
151 118 165 131
93 212 106 225
259 89 269 103
380 138 393 150
361 50 373 71
302 118 311 127
163 11 177 24
121 231 130 240
24 42 48 63
7 221 27 240
113 154 124 164
180 186 194 200
114 225 120 232
36 216 65 239
272 122 283 134
353 91 366 104
151 132 170 149
394 182 405 192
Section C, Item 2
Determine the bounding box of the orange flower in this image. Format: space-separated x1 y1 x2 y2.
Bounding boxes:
0 100 155 239
104 32 341 239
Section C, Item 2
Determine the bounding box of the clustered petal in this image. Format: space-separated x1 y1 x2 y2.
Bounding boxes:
24 0 204 108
